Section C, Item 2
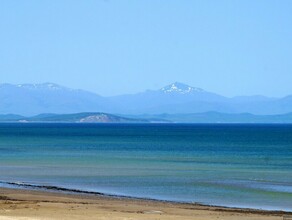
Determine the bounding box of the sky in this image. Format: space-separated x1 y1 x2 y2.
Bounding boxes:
0 0 292 97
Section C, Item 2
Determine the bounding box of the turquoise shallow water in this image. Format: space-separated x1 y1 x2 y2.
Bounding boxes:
0 123 291 211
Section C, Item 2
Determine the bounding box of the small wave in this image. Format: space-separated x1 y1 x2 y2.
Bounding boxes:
0 181 105 195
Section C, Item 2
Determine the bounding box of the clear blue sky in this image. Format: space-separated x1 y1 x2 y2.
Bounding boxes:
0 0 291 97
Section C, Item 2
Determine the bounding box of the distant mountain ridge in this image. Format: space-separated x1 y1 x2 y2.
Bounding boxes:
2 111 292 123
0 112 150 123
0 83 108 115
125 112 292 123
0 82 292 116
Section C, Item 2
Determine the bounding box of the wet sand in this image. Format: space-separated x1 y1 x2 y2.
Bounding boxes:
0 187 290 220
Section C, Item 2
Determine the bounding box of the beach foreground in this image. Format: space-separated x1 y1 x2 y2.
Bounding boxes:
0 188 289 220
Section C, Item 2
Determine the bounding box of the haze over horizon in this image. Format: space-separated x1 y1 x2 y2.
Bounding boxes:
1 0 292 97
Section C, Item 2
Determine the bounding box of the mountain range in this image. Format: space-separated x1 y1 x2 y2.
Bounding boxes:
0 82 292 116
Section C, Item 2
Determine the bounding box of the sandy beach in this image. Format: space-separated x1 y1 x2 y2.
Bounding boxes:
0 187 290 220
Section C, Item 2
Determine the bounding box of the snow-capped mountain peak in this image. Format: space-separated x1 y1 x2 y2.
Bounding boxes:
15 83 72 91
160 82 204 94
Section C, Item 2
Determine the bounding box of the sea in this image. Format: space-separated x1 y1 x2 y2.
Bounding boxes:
0 123 291 211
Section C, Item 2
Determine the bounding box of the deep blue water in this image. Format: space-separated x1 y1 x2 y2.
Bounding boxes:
0 123 291 211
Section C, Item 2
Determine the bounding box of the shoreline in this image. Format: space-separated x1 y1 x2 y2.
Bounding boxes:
0 186 291 220
1 181 291 214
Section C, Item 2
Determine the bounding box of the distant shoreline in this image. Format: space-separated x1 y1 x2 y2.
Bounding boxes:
2 111 292 123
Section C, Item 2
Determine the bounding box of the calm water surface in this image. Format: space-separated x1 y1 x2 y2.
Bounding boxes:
0 123 291 211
